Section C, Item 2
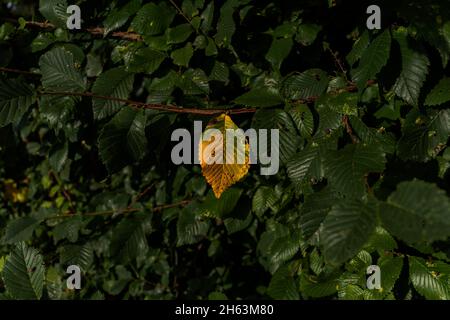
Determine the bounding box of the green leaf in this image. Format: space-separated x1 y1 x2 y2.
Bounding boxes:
103 0 142 35
39 47 86 92
398 109 450 161
266 37 293 70
46 267 62 300
425 77 450 106
98 107 147 173
92 67 134 120
323 144 386 198
393 29 430 106
200 1 215 32
167 24 193 44
252 186 280 216
126 48 166 74
299 188 339 240
59 244 93 270
177 203 209 246
346 31 370 66
178 69 209 95
365 227 397 253
146 70 177 103
2 242 45 300
171 43 194 67
316 92 358 116
3 217 40 244
110 218 148 264
296 24 322 46
380 180 450 244
322 199 376 265
53 216 84 244
378 256 403 294
209 61 230 83
215 0 239 47
131 2 175 36
235 88 283 107
224 211 253 234
351 30 391 91
281 69 328 100
267 264 300 300
288 104 314 137
252 109 300 163
300 274 339 298
287 144 324 186
49 142 68 172
39 0 69 28
409 256 450 300
199 188 242 218
0 78 35 127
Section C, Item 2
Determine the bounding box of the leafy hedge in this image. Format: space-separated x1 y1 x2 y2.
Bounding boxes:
0 0 450 300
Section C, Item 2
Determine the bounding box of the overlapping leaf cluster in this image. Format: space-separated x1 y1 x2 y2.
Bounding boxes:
0 0 449 300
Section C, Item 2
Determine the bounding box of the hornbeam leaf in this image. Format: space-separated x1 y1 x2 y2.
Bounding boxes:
351 30 391 91
393 29 430 106
425 77 450 106
0 78 35 127
2 242 45 300
200 114 249 198
98 107 147 173
323 144 386 198
409 256 450 300
322 199 376 265
92 67 134 120
39 47 86 93
281 69 328 100
379 180 450 244
39 0 69 28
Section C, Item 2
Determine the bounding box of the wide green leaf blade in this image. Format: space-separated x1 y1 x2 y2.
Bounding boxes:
351 30 391 91
380 180 450 244
98 107 147 173
409 256 450 300
110 218 148 264
0 78 35 127
39 47 86 92
323 144 386 198
322 199 376 265
2 242 45 300
92 67 134 120
393 29 430 106
425 77 450 106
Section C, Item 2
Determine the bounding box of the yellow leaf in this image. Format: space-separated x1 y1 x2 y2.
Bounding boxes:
199 114 250 198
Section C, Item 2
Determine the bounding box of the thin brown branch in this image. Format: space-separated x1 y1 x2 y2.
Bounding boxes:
342 115 359 144
168 0 192 25
38 90 257 115
1 18 142 42
46 200 190 220
326 46 347 78
0 67 40 76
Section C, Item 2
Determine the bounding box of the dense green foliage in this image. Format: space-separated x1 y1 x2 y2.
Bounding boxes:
0 0 450 300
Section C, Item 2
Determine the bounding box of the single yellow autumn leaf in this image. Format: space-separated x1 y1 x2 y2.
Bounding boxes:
199 114 250 198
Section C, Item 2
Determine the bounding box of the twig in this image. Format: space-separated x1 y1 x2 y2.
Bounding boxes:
39 90 257 115
326 46 347 78
1 18 143 42
128 183 155 208
342 115 359 144
0 67 40 76
45 200 190 220
168 0 192 25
